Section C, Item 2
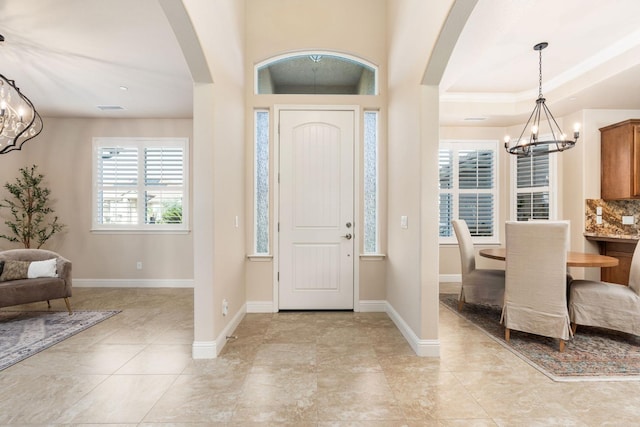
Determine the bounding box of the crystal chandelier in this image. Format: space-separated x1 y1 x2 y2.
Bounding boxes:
0 73 43 154
504 42 579 157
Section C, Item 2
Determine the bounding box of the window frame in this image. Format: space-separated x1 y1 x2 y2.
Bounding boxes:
509 139 558 222
439 140 500 245
92 137 189 233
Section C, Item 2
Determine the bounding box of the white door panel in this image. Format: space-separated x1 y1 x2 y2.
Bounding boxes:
279 109 354 310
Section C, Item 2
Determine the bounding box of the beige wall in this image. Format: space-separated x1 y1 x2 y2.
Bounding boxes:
386 0 455 346
0 118 194 282
182 0 246 348
243 0 389 306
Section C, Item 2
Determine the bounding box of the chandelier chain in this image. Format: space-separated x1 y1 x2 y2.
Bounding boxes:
538 47 543 98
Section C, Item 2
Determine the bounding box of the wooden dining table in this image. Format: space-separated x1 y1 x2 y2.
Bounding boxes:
479 248 619 268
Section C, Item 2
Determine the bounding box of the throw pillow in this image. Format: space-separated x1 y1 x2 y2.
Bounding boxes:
0 260 30 281
28 258 58 278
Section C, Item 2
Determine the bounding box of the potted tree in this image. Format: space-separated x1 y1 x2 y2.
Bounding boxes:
0 164 65 248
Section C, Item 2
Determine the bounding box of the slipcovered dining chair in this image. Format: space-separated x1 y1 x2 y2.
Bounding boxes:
501 221 573 352
569 241 640 336
452 219 505 311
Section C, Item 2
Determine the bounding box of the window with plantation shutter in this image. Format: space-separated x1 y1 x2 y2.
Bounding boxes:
511 143 556 221
93 137 189 231
439 141 498 244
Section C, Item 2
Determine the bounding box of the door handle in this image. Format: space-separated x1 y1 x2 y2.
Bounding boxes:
341 233 352 240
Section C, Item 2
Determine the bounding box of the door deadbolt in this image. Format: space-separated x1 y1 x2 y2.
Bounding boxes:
346 222 352 228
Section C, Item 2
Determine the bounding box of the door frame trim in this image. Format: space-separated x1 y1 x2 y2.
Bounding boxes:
273 104 361 312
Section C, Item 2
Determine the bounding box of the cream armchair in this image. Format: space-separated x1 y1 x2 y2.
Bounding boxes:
501 221 573 352
569 242 640 336
452 219 505 311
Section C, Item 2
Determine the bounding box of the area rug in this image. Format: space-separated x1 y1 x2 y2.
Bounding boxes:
0 310 120 371
440 294 640 382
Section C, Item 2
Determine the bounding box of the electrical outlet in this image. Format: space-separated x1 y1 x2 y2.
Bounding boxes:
596 206 603 215
623 215 635 225
222 299 229 316
136 261 142 270
596 215 603 225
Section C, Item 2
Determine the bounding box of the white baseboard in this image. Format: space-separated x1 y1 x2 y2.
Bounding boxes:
214 303 246 356
358 300 387 312
74 279 194 288
385 302 440 357
192 341 217 359
439 274 461 283
246 301 275 313
193 303 246 359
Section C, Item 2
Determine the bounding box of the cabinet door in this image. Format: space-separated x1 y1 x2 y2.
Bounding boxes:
601 242 636 285
601 123 635 199
634 126 640 197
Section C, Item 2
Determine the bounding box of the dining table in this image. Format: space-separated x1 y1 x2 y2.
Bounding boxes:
479 248 619 268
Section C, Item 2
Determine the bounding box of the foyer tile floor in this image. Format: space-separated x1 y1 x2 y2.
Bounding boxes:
1 285 640 425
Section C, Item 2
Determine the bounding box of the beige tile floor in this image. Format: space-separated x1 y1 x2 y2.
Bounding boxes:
1 285 639 425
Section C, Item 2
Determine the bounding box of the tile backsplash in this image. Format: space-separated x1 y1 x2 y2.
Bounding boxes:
586 199 640 235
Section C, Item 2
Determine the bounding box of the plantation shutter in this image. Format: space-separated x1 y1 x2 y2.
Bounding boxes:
438 149 453 237
93 137 188 230
95 147 139 225
144 147 185 224
438 142 498 243
459 150 494 236
516 146 550 220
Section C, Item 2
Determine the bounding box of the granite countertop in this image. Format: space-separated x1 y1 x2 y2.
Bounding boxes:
583 232 640 243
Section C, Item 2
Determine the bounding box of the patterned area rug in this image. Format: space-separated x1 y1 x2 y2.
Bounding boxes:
0 310 120 371
440 294 640 382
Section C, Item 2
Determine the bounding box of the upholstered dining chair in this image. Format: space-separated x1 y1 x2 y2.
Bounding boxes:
569 241 640 336
501 221 573 352
452 219 505 311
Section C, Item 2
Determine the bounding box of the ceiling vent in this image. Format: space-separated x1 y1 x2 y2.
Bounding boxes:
97 105 125 111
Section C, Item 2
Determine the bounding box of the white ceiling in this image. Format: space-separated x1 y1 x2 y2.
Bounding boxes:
0 0 192 118
440 0 640 126
2 0 640 126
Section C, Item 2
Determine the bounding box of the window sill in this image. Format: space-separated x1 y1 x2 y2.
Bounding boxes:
247 254 273 262
91 228 190 235
360 254 386 261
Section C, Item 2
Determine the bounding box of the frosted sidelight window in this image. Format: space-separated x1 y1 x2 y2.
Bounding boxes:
439 141 498 244
513 143 556 221
363 111 379 254
93 137 188 231
254 110 270 254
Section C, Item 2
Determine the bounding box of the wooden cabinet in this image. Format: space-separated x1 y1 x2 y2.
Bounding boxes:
601 241 635 285
586 236 637 285
600 119 640 200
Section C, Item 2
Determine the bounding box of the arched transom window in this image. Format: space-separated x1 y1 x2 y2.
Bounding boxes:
255 52 378 95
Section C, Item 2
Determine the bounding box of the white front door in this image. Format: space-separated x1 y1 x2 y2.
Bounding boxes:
279 109 355 310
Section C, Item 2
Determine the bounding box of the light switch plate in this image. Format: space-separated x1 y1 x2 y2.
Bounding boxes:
400 215 408 229
622 215 635 225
